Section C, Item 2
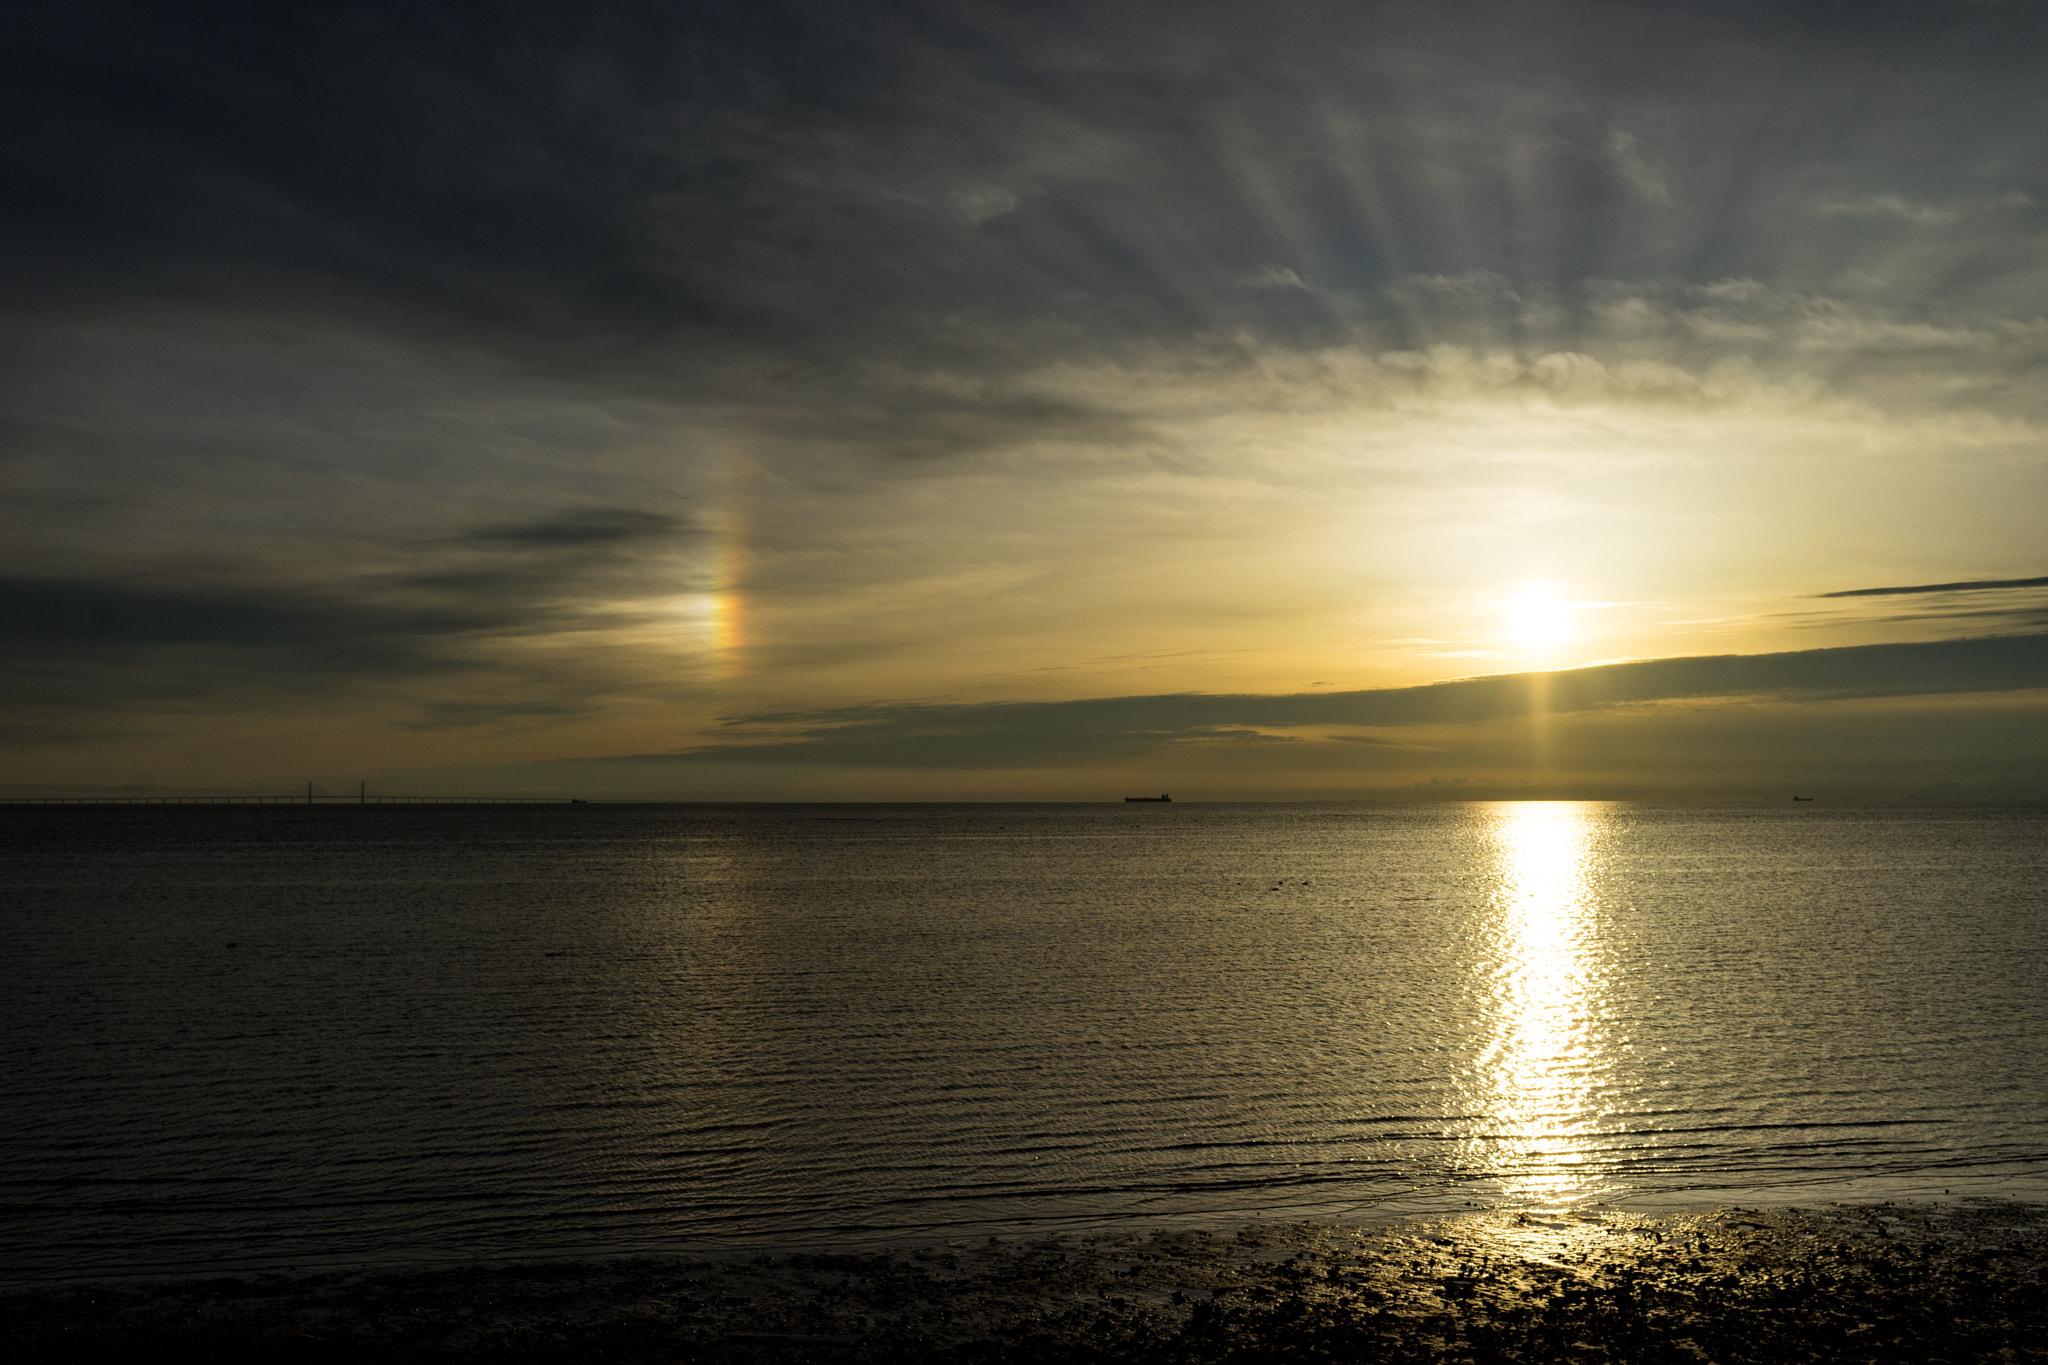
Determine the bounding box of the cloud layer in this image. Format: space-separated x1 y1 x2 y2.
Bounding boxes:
664 633 2048 769
4 0 2046 791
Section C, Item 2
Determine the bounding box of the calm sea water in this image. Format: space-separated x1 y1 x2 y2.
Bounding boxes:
3 801 2044 1282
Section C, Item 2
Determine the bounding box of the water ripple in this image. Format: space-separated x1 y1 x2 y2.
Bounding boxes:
3 801 2044 1280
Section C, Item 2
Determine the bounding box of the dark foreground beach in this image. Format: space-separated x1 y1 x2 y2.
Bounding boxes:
7 1202 2045 1363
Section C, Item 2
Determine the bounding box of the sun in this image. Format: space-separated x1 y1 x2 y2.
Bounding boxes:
1506 582 1574 651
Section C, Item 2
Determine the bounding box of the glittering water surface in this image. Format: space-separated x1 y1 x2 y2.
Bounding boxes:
3 802 2044 1280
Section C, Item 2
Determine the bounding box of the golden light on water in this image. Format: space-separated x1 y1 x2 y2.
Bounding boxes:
1478 802 1609 1206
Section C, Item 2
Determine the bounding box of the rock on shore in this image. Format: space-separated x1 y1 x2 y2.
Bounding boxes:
6 1201 2045 1363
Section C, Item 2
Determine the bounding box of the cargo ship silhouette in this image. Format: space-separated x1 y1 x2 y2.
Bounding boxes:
1124 793 1172 802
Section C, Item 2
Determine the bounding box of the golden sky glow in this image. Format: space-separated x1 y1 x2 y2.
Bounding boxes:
4 2 2046 798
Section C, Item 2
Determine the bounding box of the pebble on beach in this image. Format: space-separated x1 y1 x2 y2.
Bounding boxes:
6 1201 2045 1363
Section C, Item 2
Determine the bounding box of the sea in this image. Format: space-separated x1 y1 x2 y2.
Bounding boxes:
3 801 2044 1284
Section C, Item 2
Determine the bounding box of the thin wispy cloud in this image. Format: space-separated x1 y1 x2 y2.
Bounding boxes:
1817 575 2048 599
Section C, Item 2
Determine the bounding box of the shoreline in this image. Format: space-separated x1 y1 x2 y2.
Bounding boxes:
7 1200 2045 1362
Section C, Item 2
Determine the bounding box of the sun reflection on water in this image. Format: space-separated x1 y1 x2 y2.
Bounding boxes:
1478 801 1610 1208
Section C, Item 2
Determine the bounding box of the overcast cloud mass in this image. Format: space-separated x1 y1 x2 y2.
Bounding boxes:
3 0 2045 798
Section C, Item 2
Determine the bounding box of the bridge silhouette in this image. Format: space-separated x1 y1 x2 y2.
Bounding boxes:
3 783 602 805
1 795 594 804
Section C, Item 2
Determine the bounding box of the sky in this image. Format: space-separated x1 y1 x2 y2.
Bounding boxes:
4 0 2046 800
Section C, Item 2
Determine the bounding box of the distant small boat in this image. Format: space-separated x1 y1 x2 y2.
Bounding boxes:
1125 793 1173 802
1792 796 1813 801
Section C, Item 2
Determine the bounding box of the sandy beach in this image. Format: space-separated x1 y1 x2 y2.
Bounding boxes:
7 1200 2045 1362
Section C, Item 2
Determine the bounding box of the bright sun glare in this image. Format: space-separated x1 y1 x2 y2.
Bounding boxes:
1506 583 1573 650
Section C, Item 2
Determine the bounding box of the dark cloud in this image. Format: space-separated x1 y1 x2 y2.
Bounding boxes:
460 506 689 547
0 575 482 719
1818 575 2048 598
0 550 692 729
9 0 2048 384
0 576 484 657
1859 607 2048 634
396 503 706 612
644 633 2048 769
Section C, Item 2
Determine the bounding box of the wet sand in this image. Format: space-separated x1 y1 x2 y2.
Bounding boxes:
7 1201 2045 1362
